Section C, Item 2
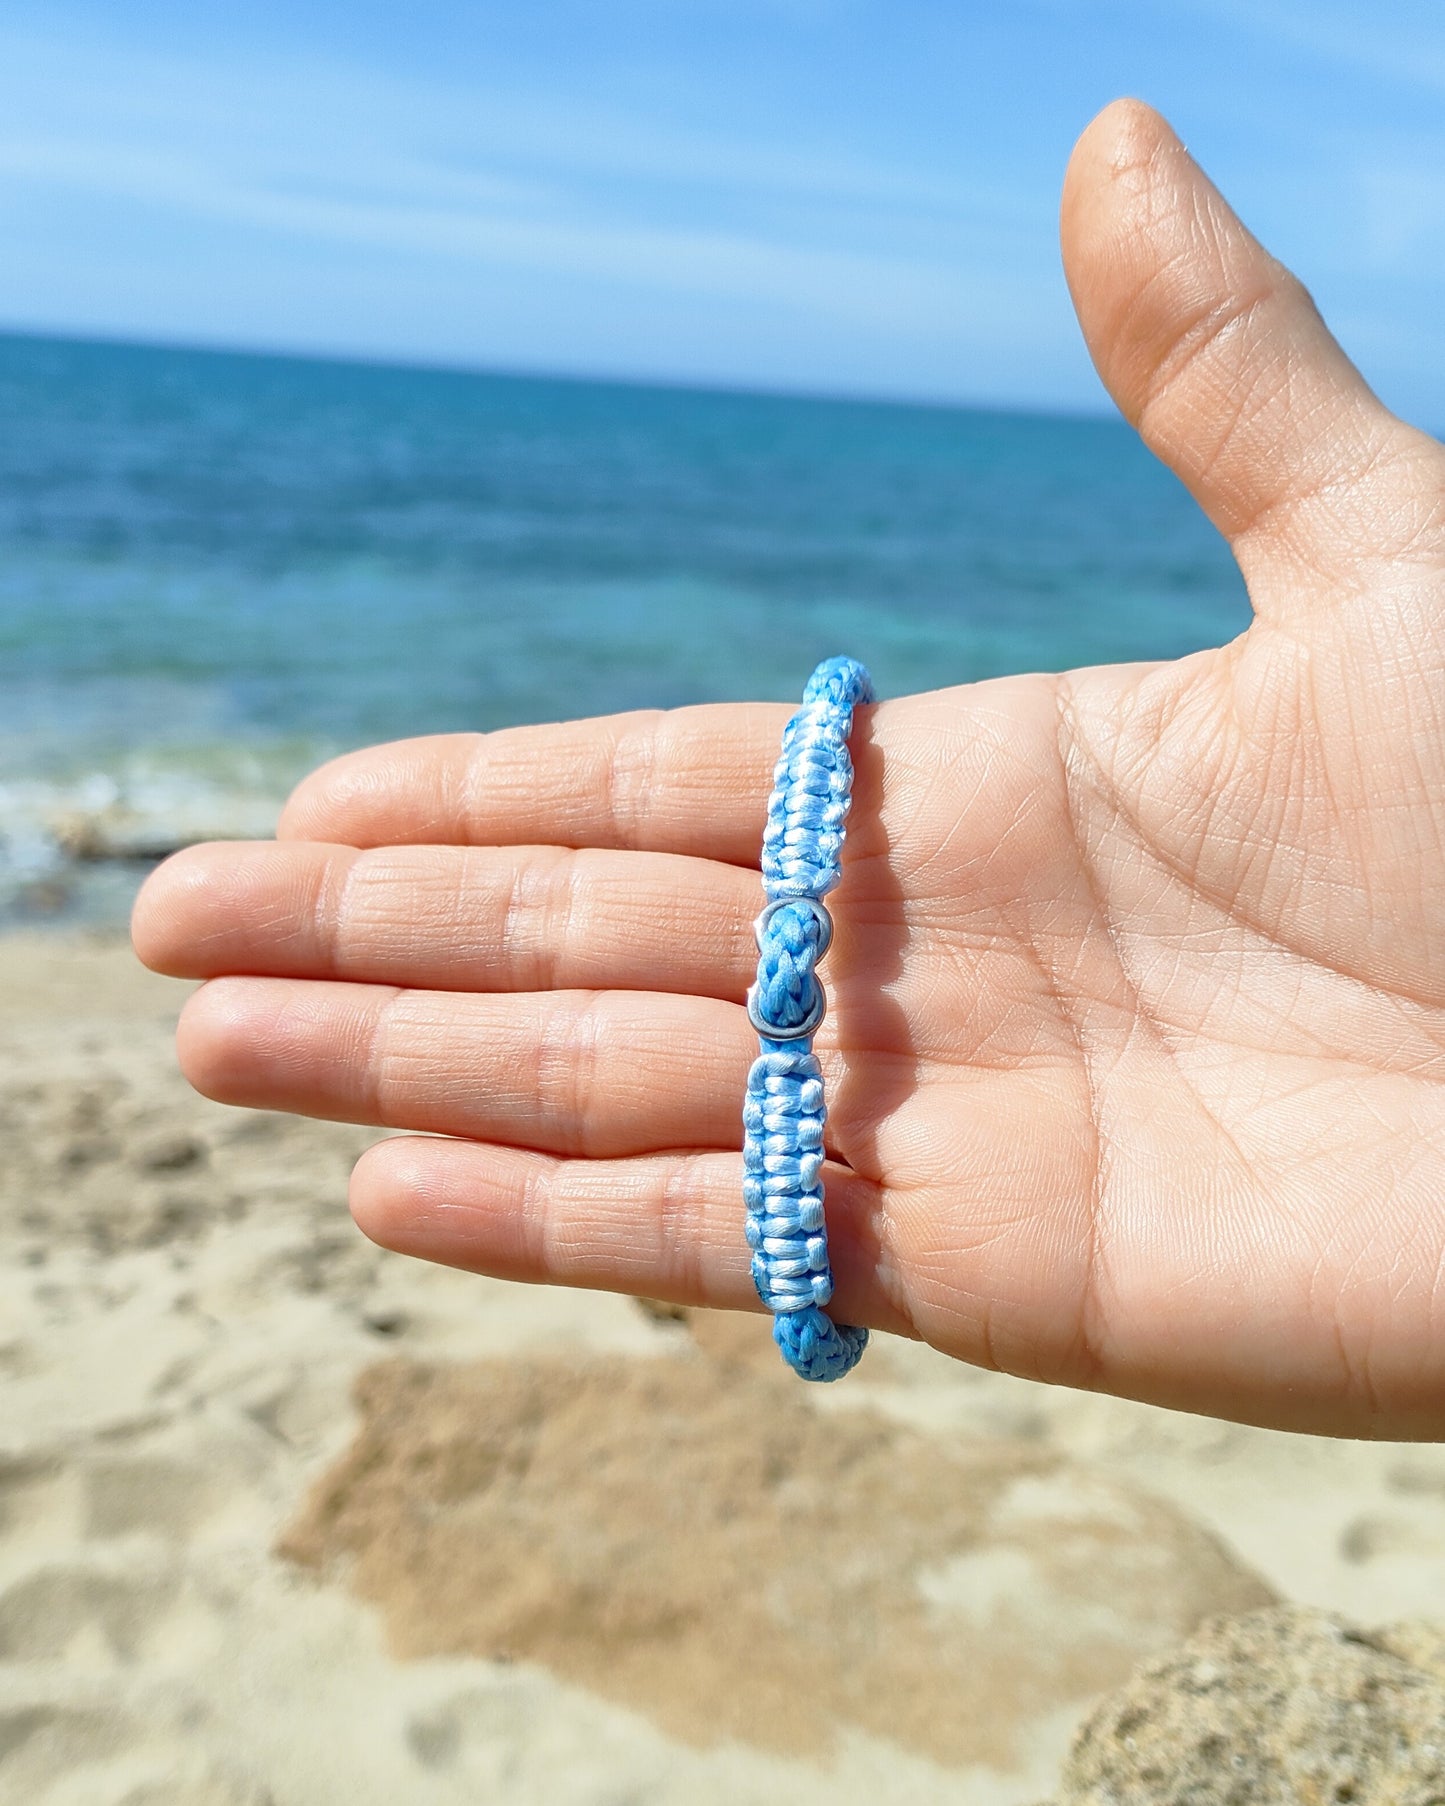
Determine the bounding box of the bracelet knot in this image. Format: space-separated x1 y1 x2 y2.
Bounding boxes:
746 897 832 1039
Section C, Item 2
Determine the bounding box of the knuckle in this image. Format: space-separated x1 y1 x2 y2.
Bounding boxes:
501 848 582 991
535 990 607 1154
604 714 663 845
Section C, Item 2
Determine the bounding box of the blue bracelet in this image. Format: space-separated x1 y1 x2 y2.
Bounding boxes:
743 655 873 1382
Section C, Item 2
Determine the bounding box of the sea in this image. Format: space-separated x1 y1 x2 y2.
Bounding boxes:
0 330 1250 927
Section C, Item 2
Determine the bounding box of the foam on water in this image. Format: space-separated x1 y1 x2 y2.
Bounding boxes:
0 752 300 925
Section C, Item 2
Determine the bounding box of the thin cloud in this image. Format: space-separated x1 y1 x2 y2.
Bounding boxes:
0 19 1042 345
0 133 990 326
0 22 1012 225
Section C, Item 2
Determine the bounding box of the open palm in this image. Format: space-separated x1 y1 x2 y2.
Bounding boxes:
134 103 1445 1437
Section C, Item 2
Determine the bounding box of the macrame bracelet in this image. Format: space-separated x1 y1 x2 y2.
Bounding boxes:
743 655 873 1382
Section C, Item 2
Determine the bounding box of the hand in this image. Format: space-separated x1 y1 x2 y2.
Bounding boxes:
133 101 1445 1438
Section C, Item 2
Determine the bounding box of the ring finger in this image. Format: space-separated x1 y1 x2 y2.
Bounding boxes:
177 976 757 1156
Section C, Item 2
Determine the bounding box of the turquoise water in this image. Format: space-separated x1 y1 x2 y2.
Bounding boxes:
0 330 1249 919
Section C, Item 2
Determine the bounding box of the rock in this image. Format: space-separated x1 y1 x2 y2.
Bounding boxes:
47 793 280 864
50 810 187 862
1376 1619 1445 1683
1044 1604 1445 1804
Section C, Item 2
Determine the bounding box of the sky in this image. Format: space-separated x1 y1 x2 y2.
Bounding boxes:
0 1 1441 423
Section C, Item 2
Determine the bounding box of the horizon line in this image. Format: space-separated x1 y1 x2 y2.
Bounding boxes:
0 320 1122 428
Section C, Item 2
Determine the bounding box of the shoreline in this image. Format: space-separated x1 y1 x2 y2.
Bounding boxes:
0 779 288 933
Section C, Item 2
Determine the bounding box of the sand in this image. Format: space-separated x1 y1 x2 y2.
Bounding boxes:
4 929 1445 1805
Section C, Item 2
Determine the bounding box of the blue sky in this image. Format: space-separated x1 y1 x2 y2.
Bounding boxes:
0 2 1441 422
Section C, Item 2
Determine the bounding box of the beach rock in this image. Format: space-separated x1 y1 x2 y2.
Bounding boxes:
47 794 279 864
1043 1604 1445 1804
51 808 188 863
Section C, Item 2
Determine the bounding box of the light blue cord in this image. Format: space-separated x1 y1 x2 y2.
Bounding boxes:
743 655 873 1382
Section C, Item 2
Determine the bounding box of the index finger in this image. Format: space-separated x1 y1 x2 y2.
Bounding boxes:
278 703 791 863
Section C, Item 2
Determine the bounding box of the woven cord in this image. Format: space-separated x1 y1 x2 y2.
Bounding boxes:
743 656 873 1382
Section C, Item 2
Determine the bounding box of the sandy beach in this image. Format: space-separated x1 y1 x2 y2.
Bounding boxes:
4 927 1445 1804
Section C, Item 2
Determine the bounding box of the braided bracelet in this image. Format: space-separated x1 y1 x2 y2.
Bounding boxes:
743 655 873 1382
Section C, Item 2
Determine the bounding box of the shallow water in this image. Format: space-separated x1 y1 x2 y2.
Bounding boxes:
0 330 1249 923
